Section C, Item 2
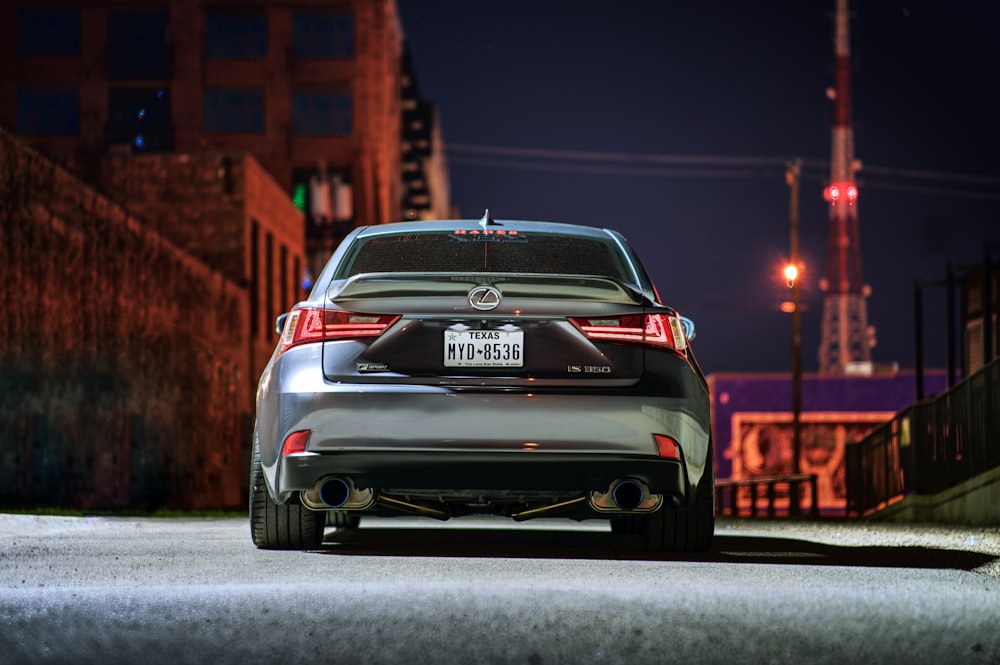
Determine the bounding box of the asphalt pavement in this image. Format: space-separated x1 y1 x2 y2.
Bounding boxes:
1 514 998 665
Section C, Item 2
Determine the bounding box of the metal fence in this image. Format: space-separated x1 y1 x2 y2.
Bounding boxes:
845 358 1000 516
715 474 820 519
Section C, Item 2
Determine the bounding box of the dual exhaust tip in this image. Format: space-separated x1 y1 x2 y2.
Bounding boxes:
303 476 662 516
610 479 646 511
317 476 351 508
302 476 447 519
300 476 374 511
588 478 662 514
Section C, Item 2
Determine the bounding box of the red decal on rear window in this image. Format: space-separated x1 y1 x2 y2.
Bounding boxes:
453 229 519 236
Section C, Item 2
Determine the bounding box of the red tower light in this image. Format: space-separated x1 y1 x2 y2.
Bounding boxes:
824 182 858 204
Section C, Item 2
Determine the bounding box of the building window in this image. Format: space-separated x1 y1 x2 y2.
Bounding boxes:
107 10 171 80
18 9 81 56
280 245 289 312
203 88 264 133
250 221 260 338
17 89 79 135
265 232 274 335
205 11 267 59
292 12 353 59
294 256 303 300
108 87 172 151
292 90 352 137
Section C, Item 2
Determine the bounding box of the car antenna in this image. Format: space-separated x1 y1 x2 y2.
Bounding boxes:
479 209 500 228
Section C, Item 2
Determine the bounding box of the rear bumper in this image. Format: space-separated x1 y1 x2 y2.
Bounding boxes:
281 451 690 519
279 450 688 497
256 345 711 506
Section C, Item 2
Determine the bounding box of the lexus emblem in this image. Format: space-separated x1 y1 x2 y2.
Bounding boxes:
468 285 502 311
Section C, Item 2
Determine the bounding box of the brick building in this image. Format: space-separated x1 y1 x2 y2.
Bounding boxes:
92 151 305 382
0 0 412 277
0 1 454 509
961 262 999 377
400 45 454 221
0 129 303 510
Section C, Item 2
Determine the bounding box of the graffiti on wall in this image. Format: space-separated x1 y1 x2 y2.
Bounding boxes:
727 412 894 511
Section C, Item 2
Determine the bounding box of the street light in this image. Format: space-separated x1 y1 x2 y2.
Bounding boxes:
783 263 799 286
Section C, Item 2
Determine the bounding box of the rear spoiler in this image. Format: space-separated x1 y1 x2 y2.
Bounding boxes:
327 272 646 305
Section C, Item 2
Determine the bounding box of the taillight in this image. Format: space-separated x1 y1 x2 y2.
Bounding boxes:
568 313 688 353
653 434 680 459
281 430 311 456
278 308 400 355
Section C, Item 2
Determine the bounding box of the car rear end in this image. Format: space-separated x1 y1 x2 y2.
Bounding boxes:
252 217 713 551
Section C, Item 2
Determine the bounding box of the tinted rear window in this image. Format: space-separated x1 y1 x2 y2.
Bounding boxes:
338 232 631 281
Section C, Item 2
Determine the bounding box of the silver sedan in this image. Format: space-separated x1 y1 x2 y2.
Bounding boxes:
250 213 713 552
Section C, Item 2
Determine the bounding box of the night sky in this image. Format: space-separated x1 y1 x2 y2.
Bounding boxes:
396 0 1000 375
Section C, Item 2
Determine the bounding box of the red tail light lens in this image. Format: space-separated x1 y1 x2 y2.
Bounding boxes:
653 434 680 460
281 430 312 456
569 313 688 353
278 308 399 354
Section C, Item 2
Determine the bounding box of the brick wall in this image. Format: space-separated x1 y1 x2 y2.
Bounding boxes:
95 153 248 282
88 152 305 388
0 130 257 510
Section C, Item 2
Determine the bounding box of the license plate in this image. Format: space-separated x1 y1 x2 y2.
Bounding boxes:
444 330 524 367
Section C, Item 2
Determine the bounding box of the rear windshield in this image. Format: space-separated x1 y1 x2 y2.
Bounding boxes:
336 231 633 281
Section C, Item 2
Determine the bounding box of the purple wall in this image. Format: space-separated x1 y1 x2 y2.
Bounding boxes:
707 370 949 479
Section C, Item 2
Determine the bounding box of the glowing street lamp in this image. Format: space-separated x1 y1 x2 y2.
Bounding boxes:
784 263 799 288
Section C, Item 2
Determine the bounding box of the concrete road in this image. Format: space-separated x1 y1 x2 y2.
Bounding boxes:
1 514 999 665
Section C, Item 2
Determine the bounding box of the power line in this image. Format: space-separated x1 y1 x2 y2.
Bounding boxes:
447 142 794 168
860 164 1000 187
855 179 1000 202
445 142 1000 198
447 155 773 180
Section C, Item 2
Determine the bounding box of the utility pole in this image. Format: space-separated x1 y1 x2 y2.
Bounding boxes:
785 160 804 516
787 159 803 478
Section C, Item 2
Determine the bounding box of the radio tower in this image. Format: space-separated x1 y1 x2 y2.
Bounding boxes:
818 0 874 375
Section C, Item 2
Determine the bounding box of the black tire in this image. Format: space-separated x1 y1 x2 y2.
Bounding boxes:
644 463 714 553
326 511 361 531
249 438 325 550
612 446 715 553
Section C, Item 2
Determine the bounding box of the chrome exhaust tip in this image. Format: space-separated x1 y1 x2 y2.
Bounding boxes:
301 476 375 511
588 478 663 514
319 477 351 508
611 479 645 511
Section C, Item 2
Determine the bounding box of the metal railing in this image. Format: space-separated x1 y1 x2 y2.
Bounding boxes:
845 358 1000 516
716 474 820 519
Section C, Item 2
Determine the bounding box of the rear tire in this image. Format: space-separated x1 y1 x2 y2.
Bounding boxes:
613 445 715 553
645 466 714 553
326 511 361 531
249 438 325 550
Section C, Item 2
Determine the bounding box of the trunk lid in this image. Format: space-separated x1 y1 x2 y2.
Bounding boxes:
322 273 651 387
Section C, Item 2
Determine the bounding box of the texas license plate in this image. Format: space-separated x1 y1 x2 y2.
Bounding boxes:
444 330 524 367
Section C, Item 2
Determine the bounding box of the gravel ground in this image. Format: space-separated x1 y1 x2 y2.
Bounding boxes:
715 517 1000 576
